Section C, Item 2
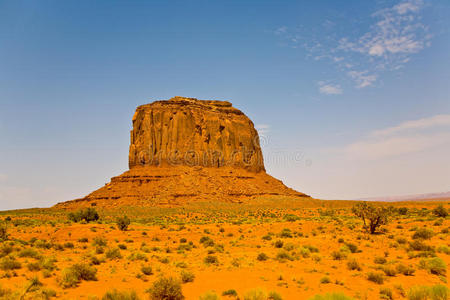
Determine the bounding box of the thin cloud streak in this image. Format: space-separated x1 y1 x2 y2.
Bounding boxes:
372 114 450 136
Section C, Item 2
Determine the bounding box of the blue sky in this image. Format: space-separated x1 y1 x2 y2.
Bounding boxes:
1 0 449 209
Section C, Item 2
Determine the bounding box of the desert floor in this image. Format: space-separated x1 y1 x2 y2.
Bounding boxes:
0 197 448 300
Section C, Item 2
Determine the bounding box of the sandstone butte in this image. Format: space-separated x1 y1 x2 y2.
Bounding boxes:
56 96 309 208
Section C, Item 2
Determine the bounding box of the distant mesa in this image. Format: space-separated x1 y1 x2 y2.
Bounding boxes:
56 96 309 208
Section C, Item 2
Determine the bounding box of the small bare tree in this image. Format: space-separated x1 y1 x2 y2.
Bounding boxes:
352 202 391 234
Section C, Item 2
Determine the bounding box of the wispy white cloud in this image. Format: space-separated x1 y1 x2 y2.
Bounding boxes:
347 71 377 88
318 82 343 95
274 0 431 90
345 133 450 159
372 114 450 136
341 114 450 159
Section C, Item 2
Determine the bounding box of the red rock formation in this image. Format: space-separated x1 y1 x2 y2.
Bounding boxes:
56 97 308 208
128 96 264 172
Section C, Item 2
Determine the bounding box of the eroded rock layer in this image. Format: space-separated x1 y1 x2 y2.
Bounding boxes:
56 97 309 209
56 165 307 208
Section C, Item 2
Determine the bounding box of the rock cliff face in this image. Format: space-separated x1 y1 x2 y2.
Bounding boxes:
128 96 264 172
56 97 309 209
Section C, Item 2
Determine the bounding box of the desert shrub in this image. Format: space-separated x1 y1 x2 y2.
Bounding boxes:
347 258 362 271
331 250 347 260
344 243 358 253
412 228 434 240
93 236 108 247
276 250 293 262
274 240 284 248
396 237 407 244
117 216 131 231
199 236 215 247
433 205 448 218
309 293 353 300
408 240 434 252
0 245 13 258
257 253 268 261
180 270 195 283
367 272 384 284
303 245 319 253
141 266 153 275
106 248 122 260
0 256 21 270
0 223 8 240
102 289 140 300
419 257 446 276
279 228 292 238
398 207 408 215
18 248 41 259
199 291 220 300
222 289 238 297
204 255 218 265
268 291 283 300
68 208 99 223
262 234 272 241
243 288 267 300
27 262 41 271
320 276 331 284
379 288 393 300
60 263 97 288
437 245 450 255
352 202 391 234
407 284 448 300
374 256 387 264
381 265 397 276
396 263 415 276
128 252 148 262
147 276 184 300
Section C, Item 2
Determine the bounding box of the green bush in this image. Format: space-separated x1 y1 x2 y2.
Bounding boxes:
407 284 448 300
0 223 8 240
222 289 238 297
68 208 99 223
180 270 195 283
0 257 21 270
419 257 446 276
412 228 434 240
199 291 220 300
433 205 448 218
398 207 408 215
347 258 361 271
320 276 331 284
141 266 153 276
102 289 140 300
367 272 384 284
60 263 98 288
243 289 267 300
106 248 122 260
396 263 415 276
309 293 353 300
147 276 184 300
379 288 393 300
257 253 268 261
204 255 218 265
117 216 131 231
331 250 347 260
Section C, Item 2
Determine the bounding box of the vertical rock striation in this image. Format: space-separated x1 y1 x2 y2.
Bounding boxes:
128 96 265 172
